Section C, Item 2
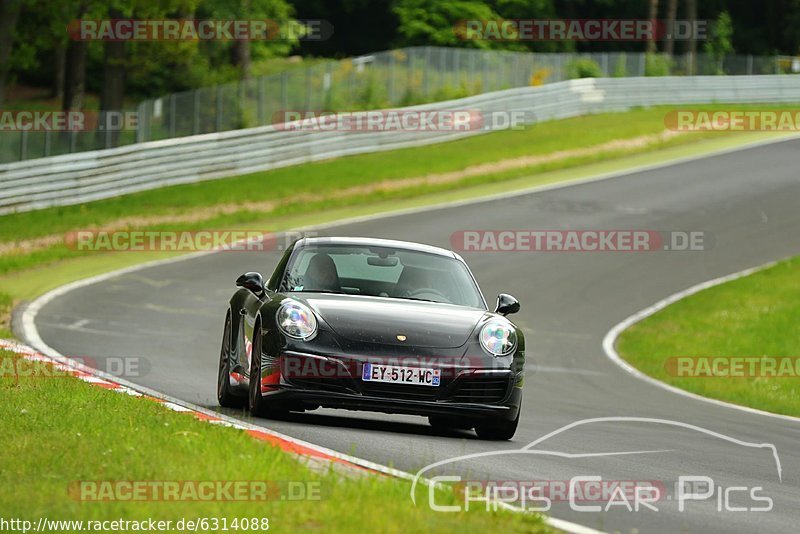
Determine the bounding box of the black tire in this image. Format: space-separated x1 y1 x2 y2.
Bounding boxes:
217 312 245 408
474 410 520 440
428 415 474 430
248 322 287 418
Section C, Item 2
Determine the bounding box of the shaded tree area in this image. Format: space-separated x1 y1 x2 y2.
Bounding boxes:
4 0 296 108
291 0 800 57
2 0 799 109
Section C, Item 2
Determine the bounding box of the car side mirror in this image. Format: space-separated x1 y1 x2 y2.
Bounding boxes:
495 293 520 316
236 272 264 295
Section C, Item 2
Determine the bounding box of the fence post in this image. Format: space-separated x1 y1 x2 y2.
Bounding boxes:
44 130 51 157
105 112 112 148
483 50 489 91
257 76 265 125
639 53 646 76
19 130 27 161
388 51 395 104
454 49 461 90
747 55 753 75
215 85 223 132
304 67 311 110
169 93 177 138
193 90 200 135
407 48 414 102
423 47 431 97
468 49 475 91
136 102 143 143
281 71 288 111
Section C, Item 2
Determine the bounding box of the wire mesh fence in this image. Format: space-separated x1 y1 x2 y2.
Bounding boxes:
2 46 796 164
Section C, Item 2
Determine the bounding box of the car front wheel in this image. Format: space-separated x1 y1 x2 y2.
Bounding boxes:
474 410 520 440
248 323 287 418
217 312 245 408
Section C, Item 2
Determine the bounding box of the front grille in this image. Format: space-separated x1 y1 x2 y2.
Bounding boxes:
447 375 511 404
288 376 355 394
359 381 440 402
282 353 357 393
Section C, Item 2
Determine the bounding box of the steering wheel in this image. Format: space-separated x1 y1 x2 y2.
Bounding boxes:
406 287 451 303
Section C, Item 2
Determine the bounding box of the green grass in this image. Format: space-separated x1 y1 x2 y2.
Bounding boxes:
0 350 550 533
617 256 800 417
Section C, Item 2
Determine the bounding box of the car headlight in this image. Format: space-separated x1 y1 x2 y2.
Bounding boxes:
276 300 317 340
480 319 517 356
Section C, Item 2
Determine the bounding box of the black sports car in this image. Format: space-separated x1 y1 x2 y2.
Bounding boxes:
217 236 524 440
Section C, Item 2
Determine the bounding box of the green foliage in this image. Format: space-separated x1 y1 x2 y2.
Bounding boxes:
705 10 735 74
393 0 502 49
612 54 627 77
565 58 603 79
644 54 673 76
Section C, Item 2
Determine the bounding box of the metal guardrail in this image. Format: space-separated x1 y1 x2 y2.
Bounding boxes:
3 48 796 164
1 75 799 215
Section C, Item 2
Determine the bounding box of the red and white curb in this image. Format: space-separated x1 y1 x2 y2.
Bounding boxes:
1 337 602 534
0 337 391 474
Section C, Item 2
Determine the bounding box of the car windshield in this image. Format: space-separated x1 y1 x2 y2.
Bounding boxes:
280 243 485 309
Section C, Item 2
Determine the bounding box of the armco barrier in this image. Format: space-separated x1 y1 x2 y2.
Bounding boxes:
1 75 799 215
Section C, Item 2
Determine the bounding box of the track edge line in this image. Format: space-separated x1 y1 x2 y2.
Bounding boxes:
602 260 800 425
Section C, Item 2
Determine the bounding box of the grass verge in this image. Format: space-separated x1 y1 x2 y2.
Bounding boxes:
617 256 800 418
0 349 550 532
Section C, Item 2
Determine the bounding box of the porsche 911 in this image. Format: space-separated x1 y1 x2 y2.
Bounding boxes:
217 236 524 439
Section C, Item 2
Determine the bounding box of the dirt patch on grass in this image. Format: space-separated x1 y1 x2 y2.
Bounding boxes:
1 129 685 256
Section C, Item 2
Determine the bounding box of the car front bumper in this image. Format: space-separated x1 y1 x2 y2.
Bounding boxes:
254 350 523 422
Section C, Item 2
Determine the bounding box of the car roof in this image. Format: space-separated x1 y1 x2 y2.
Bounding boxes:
296 236 458 259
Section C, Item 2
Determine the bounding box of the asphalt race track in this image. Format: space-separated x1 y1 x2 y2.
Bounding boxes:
27 138 800 533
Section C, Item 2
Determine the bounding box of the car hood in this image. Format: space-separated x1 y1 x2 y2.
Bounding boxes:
296 293 488 348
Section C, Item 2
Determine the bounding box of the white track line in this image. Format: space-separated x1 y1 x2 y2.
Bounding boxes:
18 132 800 534
602 261 800 425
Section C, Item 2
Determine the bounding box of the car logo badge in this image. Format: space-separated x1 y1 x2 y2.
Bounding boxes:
396 335 407 342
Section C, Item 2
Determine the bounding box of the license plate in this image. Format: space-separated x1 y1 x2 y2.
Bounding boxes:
362 363 441 387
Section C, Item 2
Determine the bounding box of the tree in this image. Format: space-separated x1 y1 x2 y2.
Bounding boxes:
202 0 295 80
664 0 678 57
393 0 503 49
99 6 126 145
63 2 90 111
705 10 734 74
0 0 23 105
684 0 697 74
646 0 659 54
